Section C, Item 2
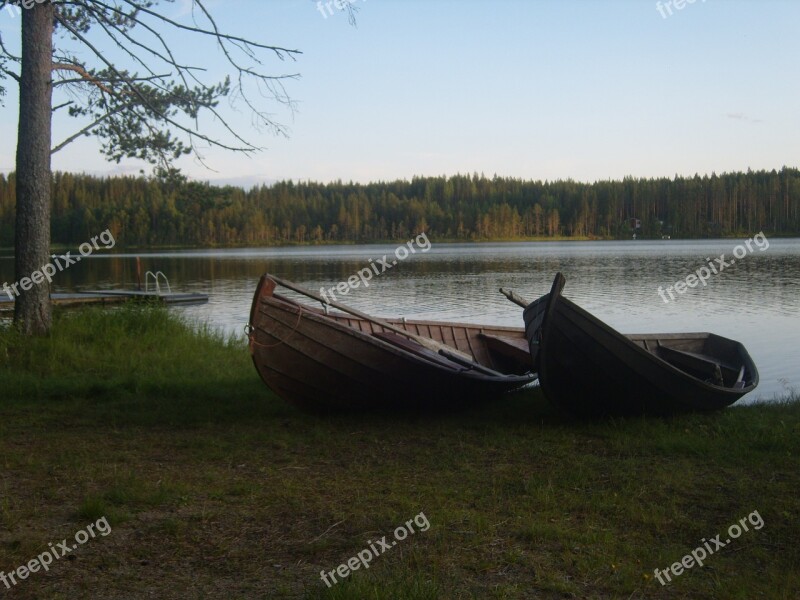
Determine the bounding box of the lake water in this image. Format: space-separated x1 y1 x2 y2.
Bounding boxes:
2 238 798 403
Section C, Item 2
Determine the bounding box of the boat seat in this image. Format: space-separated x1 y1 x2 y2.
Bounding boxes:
373 331 507 377
479 333 531 366
437 348 509 377
372 331 468 371
655 345 729 386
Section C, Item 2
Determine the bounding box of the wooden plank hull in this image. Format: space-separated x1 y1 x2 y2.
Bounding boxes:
248 275 536 410
523 273 759 417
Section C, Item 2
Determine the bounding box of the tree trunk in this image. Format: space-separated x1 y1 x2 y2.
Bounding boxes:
14 3 54 335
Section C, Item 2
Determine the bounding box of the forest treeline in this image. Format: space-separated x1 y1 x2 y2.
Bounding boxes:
0 168 798 247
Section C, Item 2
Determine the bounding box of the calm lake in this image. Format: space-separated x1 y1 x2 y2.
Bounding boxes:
2 238 798 403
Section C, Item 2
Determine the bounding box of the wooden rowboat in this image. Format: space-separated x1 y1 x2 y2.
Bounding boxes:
248 274 536 410
523 273 759 416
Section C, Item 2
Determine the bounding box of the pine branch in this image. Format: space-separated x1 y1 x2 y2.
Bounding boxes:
117 0 302 59
52 62 116 94
51 101 135 153
53 11 255 156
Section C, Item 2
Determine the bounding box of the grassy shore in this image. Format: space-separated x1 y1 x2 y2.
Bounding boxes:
0 308 798 599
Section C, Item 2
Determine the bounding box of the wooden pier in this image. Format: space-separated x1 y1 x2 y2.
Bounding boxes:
0 290 209 312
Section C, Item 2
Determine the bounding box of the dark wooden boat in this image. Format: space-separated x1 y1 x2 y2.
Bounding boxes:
523 273 759 416
248 274 536 410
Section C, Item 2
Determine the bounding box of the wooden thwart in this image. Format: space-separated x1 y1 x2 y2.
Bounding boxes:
655 345 732 386
479 333 531 366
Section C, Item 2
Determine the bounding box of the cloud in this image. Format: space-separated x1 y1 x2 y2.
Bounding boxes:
726 112 763 123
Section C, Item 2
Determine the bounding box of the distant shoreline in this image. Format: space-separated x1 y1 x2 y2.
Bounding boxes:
1 234 799 254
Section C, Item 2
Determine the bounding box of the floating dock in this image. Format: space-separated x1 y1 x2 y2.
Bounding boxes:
84 290 209 305
0 290 209 312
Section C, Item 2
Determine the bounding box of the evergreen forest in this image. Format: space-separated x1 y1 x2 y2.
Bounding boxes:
1 167 798 247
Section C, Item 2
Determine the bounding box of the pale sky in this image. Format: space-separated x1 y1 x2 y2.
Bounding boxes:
0 0 798 187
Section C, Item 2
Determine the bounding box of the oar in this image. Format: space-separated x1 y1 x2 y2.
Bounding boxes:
268 275 474 362
499 288 530 309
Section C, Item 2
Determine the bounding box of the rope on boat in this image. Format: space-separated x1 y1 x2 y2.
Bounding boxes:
247 305 305 351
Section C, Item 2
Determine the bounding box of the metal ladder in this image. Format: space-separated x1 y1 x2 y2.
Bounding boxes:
145 271 172 295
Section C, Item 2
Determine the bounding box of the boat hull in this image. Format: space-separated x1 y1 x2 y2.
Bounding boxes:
248 275 536 410
524 273 759 417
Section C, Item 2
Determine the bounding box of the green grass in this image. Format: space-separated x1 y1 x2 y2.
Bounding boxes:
0 307 798 599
